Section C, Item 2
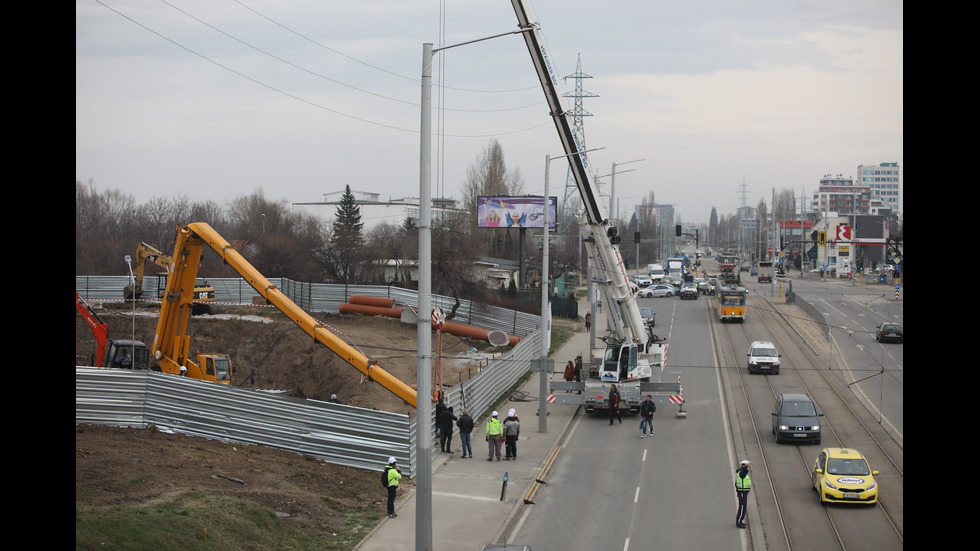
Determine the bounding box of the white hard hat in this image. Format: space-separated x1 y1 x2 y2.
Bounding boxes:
179 366 187 372
388 456 397 464
492 411 499 417
508 409 516 417
740 460 750 466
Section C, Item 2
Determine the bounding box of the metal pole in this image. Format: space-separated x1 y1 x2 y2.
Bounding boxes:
540 155 552 432
416 42 434 551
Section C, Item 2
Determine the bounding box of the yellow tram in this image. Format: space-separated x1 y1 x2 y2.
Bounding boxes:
716 284 747 322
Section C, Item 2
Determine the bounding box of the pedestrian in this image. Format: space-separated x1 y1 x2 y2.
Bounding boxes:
639 395 656 437
585 312 592 332
439 405 458 454
434 397 447 439
574 355 583 394
563 361 575 392
735 459 751 528
503 408 520 460
608 384 622 425
486 410 504 461
457 408 474 458
328 393 341 404
384 456 402 518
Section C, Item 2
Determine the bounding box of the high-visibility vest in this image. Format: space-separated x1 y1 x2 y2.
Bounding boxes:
735 471 752 492
486 418 503 436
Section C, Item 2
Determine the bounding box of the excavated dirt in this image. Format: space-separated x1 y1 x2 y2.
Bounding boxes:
75 301 492 541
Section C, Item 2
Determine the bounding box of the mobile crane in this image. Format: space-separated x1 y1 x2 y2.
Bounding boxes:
76 291 149 370
152 223 417 406
124 241 216 315
509 0 676 413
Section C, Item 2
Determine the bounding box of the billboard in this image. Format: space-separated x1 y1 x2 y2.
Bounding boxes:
477 196 558 229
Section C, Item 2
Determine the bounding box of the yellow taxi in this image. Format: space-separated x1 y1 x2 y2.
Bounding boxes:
812 448 879 504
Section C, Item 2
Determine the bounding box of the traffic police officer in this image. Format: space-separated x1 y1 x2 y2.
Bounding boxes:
486 411 504 461
735 459 751 528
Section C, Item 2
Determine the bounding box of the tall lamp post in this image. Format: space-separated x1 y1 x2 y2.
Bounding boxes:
419 28 530 550
609 159 644 226
124 255 135 367
540 147 602 432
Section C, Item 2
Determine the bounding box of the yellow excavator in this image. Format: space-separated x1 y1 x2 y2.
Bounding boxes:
124 241 216 315
151 223 416 406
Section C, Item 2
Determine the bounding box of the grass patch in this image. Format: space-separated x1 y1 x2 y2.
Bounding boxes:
75 493 372 551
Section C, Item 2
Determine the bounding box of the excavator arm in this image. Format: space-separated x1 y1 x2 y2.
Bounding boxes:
124 242 170 300
152 223 417 406
76 292 108 366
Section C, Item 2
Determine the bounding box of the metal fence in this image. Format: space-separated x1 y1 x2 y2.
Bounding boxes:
77 276 543 337
786 290 831 339
76 276 545 476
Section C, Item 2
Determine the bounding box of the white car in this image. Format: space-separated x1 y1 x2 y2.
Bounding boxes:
634 275 653 287
638 284 674 298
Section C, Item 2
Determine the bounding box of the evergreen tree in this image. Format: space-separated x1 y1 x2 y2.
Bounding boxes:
326 185 364 283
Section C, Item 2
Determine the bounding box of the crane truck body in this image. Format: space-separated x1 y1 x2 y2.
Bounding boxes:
509 0 676 413
153 223 417 406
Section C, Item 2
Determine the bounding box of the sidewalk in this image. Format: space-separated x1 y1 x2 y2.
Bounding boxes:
355 297 596 550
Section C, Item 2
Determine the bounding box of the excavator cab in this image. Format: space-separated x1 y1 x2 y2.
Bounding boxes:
104 340 150 371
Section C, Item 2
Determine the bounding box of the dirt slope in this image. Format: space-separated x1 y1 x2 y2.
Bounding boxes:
75 302 490 541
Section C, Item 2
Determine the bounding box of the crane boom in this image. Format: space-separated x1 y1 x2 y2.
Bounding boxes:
152 223 417 407
508 0 673 413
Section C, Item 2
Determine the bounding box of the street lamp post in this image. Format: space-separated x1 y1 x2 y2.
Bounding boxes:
540 148 601 432
419 28 530 550
124 255 135 367
610 159 644 226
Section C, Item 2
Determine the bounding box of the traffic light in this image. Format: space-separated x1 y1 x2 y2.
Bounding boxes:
675 224 682 237
818 231 826 246
634 231 641 244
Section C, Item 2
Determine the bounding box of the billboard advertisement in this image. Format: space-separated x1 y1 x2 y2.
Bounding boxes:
477 196 557 229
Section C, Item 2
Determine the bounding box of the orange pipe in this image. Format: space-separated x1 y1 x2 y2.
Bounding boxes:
339 303 403 318
349 295 395 308
437 320 521 347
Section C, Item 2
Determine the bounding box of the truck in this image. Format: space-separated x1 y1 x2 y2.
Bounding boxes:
756 261 773 283
76 291 149 370
509 0 679 413
124 241 217 315
646 263 665 283
153 223 418 405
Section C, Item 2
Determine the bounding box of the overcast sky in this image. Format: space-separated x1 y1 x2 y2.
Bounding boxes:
76 0 903 225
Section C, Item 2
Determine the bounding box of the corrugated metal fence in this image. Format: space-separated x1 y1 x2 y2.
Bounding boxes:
76 276 545 476
77 276 543 337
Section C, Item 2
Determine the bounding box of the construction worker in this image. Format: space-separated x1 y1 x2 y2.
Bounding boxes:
486 410 504 461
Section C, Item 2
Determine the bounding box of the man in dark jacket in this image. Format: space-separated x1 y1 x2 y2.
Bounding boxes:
608 384 622 425
639 395 656 437
456 409 474 458
438 406 458 453
434 398 447 438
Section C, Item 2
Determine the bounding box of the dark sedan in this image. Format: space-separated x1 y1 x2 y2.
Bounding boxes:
772 393 823 444
875 322 903 343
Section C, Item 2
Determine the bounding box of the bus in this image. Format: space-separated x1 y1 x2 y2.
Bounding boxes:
716 284 747 322
757 261 773 283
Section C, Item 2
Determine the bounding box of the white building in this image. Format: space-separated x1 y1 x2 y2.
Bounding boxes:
856 162 901 217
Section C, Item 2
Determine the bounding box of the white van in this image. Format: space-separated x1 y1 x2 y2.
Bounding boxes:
747 341 781 374
647 264 665 282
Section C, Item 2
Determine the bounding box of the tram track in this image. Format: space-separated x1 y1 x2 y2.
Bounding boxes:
712 286 903 550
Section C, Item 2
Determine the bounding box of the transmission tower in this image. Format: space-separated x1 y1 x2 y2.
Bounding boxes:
561 54 598 227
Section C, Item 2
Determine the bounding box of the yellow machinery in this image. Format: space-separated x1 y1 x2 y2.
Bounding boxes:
124 241 216 315
151 223 417 406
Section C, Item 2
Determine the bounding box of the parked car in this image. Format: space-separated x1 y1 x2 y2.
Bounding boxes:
812 448 879 505
638 284 674 298
875 322 903 343
679 282 699 300
771 393 823 444
639 307 656 327
747 341 781 374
